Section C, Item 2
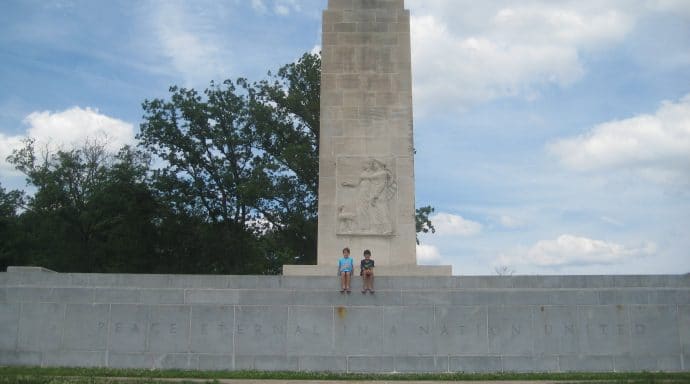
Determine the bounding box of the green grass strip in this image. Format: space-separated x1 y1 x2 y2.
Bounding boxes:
0 366 689 382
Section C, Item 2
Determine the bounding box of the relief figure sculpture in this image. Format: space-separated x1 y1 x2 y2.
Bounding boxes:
341 159 396 235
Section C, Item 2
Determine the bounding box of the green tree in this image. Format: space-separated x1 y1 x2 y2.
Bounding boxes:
415 205 436 244
139 80 270 274
138 53 323 273
247 52 321 268
139 52 433 273
6 139 159 272
0 182 24 270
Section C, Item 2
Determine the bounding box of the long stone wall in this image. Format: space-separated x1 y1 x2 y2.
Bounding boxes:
1 267 689 372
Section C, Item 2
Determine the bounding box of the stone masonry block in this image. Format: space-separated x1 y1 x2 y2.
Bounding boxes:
347 356 394 373
614 355 682 371
197 354 233 371
95 288 140 304
140 289 185 304
5 268 70 286
62 304 108 350
4 270 690 372
402 291 451 306
109 304 148 352
547 290 599 305
148 305 190 353
237 275 279 289
235 306 287 356
628 305 680 355
237 289 294 305
334 306 384 355
449 356 502 373
299 356 347 372
169 275 226 289
107 352 154 369
156 353 195 369
598 289 649 305
680 305 690 356
503 290 551 305
0 350 42 366
287 306 334 356
577 305 630 355
292 291 347 306
185 289 239 305
502 356 559 372
281 276 335 289
115 274 171 289
488 306 534 355
434 306 488 355
533 306 579 355
648 289 690 304
235 355 298 371
559 355 613 372
394 356 449 373
0 303 19 350
10 287 93 304
43 351 106 367
190 305 233 354
17 302 64 352
323 10 343 26
383 306 434 355
358 22 389 33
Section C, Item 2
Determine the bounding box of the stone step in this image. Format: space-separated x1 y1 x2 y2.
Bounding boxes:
2 285 689 306
3 267 689 290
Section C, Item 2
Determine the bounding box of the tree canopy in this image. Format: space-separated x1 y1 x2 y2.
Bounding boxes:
1 52 432 274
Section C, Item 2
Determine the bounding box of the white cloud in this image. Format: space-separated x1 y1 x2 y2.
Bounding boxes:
0 134 24 175
273 0 301 16
151 2 231 86
408 1 636 112
0 107 135 175
495 234 655 269
310 45 321 55
431 212 482 236
647 0 690 17
251 0 267 14
274 4 290 15
548 93 690 182
416 243 442 265
499 215 525 229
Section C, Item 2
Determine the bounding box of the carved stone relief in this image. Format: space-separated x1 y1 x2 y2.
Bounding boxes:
337 157 396 236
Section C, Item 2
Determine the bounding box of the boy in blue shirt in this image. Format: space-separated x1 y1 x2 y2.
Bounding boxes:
338 247 354 293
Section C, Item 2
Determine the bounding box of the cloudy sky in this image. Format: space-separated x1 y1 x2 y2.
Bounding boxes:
1 0 688 275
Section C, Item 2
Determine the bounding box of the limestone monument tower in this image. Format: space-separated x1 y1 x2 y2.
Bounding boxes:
284 0 450 275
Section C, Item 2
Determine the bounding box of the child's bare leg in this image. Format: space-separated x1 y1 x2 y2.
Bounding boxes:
344 272 351 290
364 273 373 291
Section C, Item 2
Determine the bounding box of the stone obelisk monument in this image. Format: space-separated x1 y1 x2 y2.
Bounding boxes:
284 0 450 275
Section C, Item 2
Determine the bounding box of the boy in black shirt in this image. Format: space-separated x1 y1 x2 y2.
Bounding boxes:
360 249 375 294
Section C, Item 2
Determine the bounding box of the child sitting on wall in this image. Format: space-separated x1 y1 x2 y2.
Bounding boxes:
360 249 375 294
338 247 354 293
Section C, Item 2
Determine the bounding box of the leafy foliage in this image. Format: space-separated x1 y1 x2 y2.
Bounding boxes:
5 139 159 272
415 205 436 244
2 52 434 274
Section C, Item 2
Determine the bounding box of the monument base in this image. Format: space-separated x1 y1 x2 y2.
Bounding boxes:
1 267 688 372
282 264 452 276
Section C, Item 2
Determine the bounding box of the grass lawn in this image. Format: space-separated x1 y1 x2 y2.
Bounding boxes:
0 367 689 383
